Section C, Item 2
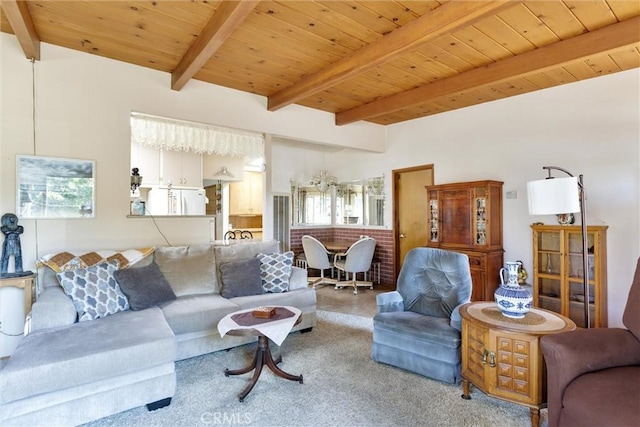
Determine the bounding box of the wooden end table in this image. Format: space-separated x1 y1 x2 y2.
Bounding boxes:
219 306 303 402
0 273 35 318
460 302 576 427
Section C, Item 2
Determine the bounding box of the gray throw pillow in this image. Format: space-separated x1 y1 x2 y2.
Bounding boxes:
220 257 263 298
114 262 177 310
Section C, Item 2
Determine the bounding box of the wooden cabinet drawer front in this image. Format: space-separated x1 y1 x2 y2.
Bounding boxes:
514 354 529 368
498 351 512 365
498 363 512 377
498 337 512 352
514 367 529 381
514 340 529 355
468 255 485 270
513 379 530 396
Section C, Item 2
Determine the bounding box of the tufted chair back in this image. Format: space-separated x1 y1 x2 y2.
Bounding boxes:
397 247 472 319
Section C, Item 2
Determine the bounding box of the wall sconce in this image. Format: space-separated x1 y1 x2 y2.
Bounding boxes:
366 175 385 197
130 167 143 193
310 170 337 193
214 167 234 179
527 166 590 328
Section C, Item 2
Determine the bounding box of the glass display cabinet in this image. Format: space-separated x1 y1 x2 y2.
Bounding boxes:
531 224 608 328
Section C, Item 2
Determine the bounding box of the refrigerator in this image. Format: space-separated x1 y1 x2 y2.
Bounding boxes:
146 187 208 216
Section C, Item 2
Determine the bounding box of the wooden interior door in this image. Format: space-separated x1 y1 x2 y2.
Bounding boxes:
393 165 434 283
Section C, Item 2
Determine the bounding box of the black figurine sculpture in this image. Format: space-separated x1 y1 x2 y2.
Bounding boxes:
1 213 32 278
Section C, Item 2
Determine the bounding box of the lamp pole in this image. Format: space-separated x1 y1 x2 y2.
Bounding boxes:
542 166 590 328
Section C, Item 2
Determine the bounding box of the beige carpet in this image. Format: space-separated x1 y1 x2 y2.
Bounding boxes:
84 310 538 427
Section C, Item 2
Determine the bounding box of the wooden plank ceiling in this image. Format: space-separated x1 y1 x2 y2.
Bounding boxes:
2 1 639 126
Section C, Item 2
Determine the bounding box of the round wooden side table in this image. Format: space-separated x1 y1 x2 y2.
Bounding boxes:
459 302 576 427
219 306 303 402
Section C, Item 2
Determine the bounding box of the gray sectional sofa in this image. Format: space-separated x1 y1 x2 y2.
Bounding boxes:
0 240 315 426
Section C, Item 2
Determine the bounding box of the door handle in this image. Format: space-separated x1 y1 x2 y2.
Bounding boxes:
399 233 406 238
482 350 496 368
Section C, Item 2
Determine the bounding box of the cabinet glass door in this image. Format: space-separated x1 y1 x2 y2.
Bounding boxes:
567 231 596 328
429 199 438 242
475 197 487 245
535 231 562 312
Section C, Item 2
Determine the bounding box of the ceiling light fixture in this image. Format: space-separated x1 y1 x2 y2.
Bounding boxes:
310 171 337 193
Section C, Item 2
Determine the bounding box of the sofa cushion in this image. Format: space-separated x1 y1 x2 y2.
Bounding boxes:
214 240 279 287
57 260 129 321
160 294 240 335
114 262 177 310
0 307 175 404
154 244 217 296
38 247 154 273
220 257 263 298
257 251 294 293
561 366 640 427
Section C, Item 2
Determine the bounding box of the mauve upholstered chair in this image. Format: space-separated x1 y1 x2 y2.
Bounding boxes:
541 257 640 427
371 247 472 384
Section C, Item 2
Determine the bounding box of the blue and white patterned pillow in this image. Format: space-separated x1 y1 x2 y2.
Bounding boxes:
257 251 294 293
57 260 129 321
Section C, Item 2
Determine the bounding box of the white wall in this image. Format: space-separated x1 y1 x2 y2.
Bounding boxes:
1 34 384 269
1 32 638 338
0 35 384 355
322 68 640 327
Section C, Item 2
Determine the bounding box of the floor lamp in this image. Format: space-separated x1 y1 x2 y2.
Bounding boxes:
527 166 591 328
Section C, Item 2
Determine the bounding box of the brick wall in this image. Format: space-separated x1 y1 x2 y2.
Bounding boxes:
291 227 395 287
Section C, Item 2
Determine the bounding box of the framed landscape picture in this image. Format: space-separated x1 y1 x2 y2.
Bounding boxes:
16 155 96 219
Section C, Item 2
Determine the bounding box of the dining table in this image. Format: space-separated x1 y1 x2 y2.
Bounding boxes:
321 241 353 253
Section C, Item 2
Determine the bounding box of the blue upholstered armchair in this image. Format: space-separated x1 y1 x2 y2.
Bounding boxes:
371 247 472 384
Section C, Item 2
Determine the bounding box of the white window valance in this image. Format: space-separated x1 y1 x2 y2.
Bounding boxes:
130 112 264 159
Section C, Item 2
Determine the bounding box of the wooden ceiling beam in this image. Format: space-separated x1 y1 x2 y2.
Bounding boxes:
267 1 518 112
336 16 640 125
2 0 40 60
171 0 259 91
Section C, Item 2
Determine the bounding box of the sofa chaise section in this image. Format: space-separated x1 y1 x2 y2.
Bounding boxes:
0 307 176 426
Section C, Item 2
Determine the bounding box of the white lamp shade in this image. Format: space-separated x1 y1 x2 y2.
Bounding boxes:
527 176 580 215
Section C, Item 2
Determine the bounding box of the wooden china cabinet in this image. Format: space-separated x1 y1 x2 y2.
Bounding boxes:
426 180 503 301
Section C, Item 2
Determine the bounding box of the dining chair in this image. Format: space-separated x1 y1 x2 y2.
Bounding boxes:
334 237 376 295
301 235 337 289
223 230 253 241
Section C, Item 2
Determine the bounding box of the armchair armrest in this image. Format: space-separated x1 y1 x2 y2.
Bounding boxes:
376 291 404 313
541 328 640 427
30 287 77 332
450 304 465 332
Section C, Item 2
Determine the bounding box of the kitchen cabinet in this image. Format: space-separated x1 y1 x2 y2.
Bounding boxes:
130 146 201 188
531 224 608 328
426 180 504 301
460 302 575 427
130 143 161 186
161 150 202 187
229 171 263 215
